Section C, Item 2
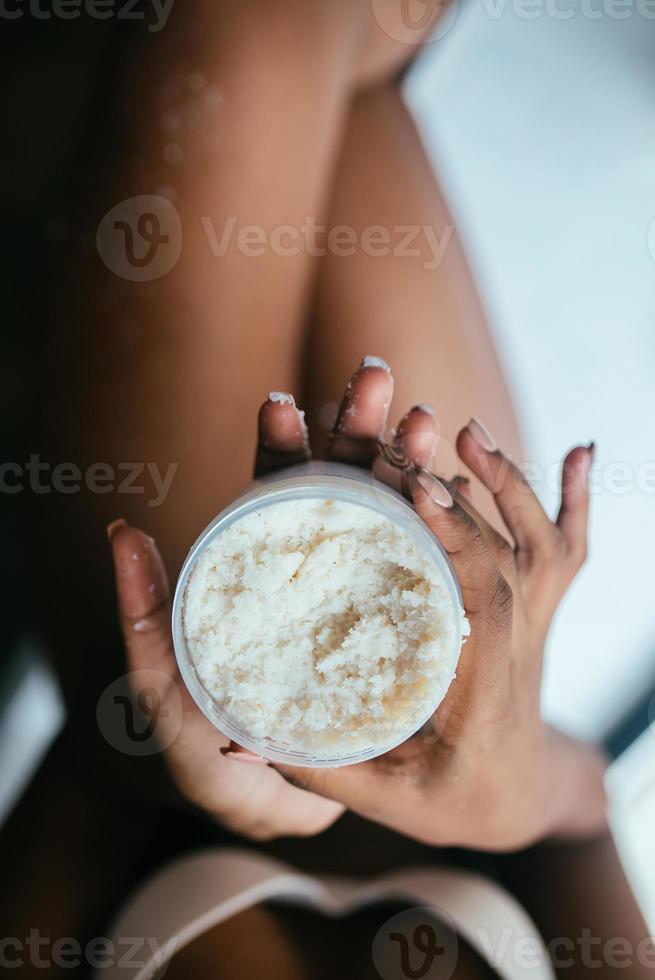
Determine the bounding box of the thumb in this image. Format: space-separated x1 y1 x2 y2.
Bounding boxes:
108 520 177 685
270 758 388 816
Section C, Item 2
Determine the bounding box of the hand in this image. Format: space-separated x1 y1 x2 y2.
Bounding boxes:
109 356 404 840
269 414 608 851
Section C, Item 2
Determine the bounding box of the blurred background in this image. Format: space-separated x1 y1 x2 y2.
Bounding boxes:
1 0 654 927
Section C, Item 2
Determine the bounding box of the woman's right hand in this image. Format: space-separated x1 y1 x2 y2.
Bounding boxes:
272 414 609 851
105 358 416 841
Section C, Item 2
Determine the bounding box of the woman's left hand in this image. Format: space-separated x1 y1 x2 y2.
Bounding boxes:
267 398 608 851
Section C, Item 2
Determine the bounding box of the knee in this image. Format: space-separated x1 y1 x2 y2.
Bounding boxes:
177 0 369 66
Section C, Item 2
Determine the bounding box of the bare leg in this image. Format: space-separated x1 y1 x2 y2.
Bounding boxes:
499 835 654 979
15 5 443 958
40 1 433 716
304 84 522 525
44 0 367 575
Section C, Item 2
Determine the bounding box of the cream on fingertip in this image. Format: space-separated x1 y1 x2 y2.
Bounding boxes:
268 391 296 406
360 355 391 372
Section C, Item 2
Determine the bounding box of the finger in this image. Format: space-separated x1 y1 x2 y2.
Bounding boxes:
456 417 556 560
109 520 177 687
442 476 515 578
254 392 310 477
270 756 400 821
326 356 394 467
394 403 440 469
374 403 440 496
270 733 443 831
557 443 593 568
412 470 512 625
412 472 514 725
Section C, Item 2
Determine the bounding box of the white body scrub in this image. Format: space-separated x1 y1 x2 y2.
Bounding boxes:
182 497 466 754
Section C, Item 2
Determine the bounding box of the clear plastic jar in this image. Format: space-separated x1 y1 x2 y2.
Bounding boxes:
172 462 466 767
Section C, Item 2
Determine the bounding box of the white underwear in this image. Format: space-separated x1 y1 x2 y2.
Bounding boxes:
99 847 555 980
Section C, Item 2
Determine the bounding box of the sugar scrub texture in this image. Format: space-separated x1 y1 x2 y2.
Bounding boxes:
183 499 467 754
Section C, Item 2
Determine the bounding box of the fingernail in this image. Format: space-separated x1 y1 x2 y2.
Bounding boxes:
468 416 498 453
107 518 127 542
415 468 453 508
411 402 436 416
268 391 295 406
587 441 596 462
223 751 269 765
360 355 391 373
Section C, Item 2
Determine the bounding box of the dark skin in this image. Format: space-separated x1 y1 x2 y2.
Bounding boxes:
110 360 607 848
2 363 651 979
3 2 649 976
111 365 654 976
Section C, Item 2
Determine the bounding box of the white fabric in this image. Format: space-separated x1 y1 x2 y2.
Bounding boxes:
99 848 554 980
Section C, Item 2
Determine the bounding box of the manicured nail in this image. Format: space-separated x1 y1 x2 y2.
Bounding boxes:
415 468 453 508
360 355 391 372
223 751 269 765
106 518 127 542
268 391 295 406
468 416 498 453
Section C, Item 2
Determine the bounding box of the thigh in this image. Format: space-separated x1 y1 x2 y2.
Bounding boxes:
164 906 308 980
303 84 522 525
165 902 498 980
38 0 374 725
